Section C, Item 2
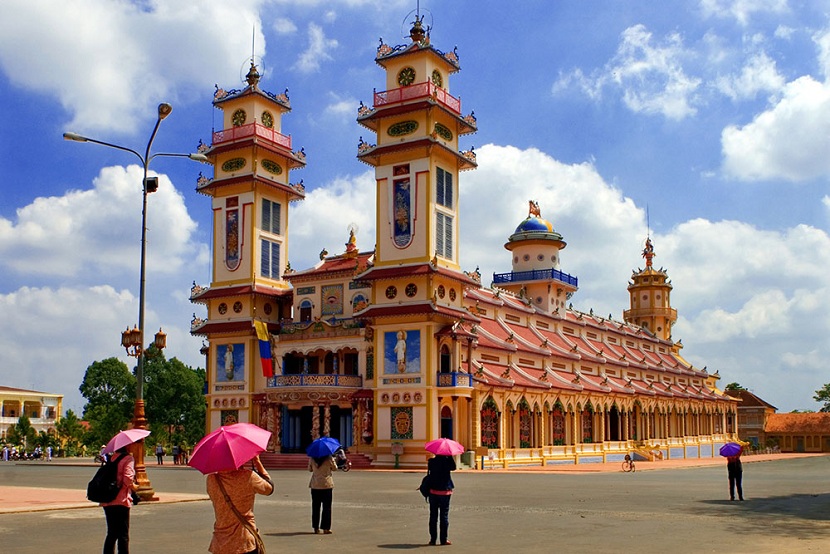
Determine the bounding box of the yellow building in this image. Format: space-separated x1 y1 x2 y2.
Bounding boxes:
0 385 62 439
192 16 737 468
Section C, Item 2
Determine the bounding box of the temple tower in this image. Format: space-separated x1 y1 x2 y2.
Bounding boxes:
353 16 480 464
494 201 578 313
191 62 306 429
623 238 677 341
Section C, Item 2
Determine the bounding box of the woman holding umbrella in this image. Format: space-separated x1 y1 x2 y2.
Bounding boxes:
307 436 340 534
188 423 274 553
100 429 149 554
424 438 461 546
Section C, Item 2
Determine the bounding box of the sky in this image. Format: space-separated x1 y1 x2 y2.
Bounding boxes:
1 0 829 415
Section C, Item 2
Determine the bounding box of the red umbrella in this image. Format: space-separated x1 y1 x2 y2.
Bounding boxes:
103 429 151 454
188 423 271 474
424 438 465 456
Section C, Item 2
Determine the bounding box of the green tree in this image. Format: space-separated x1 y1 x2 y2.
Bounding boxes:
813 383 830 412
724 383 746 391
143 349 206 447
7 414 36 449
79 357 136 447
56 409 86 456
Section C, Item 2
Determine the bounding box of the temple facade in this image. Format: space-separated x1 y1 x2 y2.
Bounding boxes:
191 16 738 468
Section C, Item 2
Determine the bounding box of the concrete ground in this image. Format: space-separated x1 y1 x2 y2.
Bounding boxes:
1 453 828 553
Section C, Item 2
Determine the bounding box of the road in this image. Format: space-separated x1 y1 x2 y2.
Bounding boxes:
1 454 828 553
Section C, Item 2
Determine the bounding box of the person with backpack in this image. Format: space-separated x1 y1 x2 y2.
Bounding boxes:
100 446 138 554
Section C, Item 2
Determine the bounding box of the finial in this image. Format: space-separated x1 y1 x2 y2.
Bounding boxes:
642 237 655 268
528 199 541 218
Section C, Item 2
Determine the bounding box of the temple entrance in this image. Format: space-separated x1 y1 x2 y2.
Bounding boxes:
280 405 353 453
609 405 620 441
440 405 453 439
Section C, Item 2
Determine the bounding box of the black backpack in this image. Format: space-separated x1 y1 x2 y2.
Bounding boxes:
87 454 123 503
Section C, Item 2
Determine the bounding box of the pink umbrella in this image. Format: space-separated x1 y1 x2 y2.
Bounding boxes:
104 428 151 454
188 422 271 474
424 438 465 456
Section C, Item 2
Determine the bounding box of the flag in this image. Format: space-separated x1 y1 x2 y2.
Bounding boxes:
254 321 273 377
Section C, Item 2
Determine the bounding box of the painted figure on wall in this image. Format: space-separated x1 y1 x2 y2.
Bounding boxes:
384 330 420 374
217 343 245 382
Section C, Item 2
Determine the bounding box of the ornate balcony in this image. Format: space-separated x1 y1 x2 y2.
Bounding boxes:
374 82 461 114
436 372 472 388
493 268 578 287
267 374 363 388
212 122 292 150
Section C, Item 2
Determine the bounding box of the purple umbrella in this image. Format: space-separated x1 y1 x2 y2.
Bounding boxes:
719 442 742 457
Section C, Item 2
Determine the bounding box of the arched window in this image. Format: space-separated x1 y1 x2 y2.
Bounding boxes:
552 401 566 445
440 344 451 373
299 300 312 322
518 398 531 448
480 397 499 448
581 403 594 443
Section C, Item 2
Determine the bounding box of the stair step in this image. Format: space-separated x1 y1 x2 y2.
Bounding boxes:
260 452 374 470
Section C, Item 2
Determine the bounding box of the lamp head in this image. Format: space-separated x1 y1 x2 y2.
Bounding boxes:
157 103 173 120
63 132 88 142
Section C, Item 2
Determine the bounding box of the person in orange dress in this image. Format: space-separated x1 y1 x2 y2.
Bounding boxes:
206 455 274 554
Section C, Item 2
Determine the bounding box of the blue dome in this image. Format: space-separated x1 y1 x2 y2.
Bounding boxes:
514 216 554 233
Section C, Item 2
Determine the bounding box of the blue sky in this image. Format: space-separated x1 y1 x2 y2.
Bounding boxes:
2 0 829 415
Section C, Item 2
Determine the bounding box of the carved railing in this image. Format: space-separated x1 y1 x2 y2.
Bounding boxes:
266 374 363 388
374 82 461 114
493 268 578 287
436 372 472 388
212 122 292 150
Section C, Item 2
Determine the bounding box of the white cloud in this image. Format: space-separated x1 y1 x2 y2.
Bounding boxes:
273 17 298 34
700 0 789 26
715 51 785 100
293 23 338 73
0 165 201 279
722 76 830 181
0 0 267 134
554 24 701 120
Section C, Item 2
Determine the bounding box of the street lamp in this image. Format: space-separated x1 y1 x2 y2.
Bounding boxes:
64 103 207 500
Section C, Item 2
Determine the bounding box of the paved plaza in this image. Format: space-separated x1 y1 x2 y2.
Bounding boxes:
1 453 829 553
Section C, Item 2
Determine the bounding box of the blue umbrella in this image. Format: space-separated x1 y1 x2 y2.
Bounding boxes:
306 437 341 458
719 442 742 457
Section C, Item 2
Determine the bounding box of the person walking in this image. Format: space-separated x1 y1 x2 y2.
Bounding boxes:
727 447 744 501
206 454 273 554
308 454 338 534
100 446 138 554
427 454 456 546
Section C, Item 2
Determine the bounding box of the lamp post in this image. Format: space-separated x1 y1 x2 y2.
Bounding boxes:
64 103 207 500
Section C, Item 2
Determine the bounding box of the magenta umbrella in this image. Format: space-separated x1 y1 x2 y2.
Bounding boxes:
424 438 465 456
103 428 151 454
188 423 271 474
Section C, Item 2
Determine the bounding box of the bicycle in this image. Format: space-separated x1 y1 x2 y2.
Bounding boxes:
621 454 635 472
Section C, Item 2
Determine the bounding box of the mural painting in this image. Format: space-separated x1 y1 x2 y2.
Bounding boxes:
384 330 420 374
217 343 245 382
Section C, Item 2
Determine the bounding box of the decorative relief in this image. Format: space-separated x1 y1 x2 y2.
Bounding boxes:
433 123 453 141
222 158 246 172
388 120 419 137
261 159 282 175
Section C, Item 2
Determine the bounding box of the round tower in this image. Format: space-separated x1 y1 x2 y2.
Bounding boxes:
494 200 578 312
623 238 677 341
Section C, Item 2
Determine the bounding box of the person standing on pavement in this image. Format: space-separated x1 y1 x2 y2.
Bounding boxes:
207 454 273 554
427 454 456 546
155 443 164 465
308 454 338 534
100 446 138 554
727 446 744 501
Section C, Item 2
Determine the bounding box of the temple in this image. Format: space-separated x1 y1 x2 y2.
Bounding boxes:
191 14 738 468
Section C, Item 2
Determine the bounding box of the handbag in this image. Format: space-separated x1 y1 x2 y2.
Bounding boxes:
419 471 431 500
216 476 266 553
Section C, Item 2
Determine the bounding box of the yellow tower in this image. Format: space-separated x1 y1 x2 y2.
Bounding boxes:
191 62 306 430
353 16 480 465
623 238 677 342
